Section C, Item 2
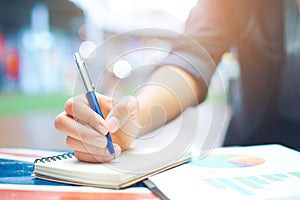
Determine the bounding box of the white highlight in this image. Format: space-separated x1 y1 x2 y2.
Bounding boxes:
79 41 97 58
113 60 132 79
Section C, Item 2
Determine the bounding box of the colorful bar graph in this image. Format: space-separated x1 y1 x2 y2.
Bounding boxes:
288 171 300 178
203 172 300 196
261 175 282 182
203 179 226 189
217 178 254 195
274 173 289 178
246 176 269 185
233 177 263 189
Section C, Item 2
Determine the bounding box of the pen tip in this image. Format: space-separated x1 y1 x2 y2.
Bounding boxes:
112 153 116 160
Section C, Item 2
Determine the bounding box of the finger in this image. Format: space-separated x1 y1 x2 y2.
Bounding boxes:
111 131 134 151
66 93 113 115
95 93 113 117
55 111 107 148
74 150 114 163
106 96 139 133
64 95 109 134
66 136 121 157
66 136 110 156
73 142 121 163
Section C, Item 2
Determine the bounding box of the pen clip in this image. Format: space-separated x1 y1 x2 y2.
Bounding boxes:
73 52 95 92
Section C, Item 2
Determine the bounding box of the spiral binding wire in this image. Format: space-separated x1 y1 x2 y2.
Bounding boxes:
34 153 74 163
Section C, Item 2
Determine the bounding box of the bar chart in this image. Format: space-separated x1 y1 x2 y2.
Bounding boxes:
188 152 300 197
202 171 300 196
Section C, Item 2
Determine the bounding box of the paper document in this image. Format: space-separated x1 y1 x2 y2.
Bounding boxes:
149 144 300 200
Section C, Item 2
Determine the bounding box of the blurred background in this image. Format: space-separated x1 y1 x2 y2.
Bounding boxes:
0 0 237 149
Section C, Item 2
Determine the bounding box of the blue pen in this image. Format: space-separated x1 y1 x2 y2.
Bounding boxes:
73 52 116 159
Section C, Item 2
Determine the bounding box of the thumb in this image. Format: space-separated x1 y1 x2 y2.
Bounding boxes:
106 116 121 133
106 96 139 133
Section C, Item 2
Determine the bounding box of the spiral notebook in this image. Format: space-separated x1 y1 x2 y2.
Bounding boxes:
33 149 190 189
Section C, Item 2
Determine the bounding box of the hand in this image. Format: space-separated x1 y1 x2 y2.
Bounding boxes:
54 93 140 163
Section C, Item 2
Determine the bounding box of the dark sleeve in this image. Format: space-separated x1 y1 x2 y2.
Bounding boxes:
160 0 253 95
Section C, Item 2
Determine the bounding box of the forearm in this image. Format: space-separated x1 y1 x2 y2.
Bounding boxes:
137 65 206 134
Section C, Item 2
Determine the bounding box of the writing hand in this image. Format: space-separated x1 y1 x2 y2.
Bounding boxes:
55 93 140 163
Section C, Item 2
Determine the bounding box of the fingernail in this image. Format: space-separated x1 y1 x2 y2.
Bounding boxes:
107 117 121 132
93 137 107 148
114 145 122 156
97 125 107 134
101 156 114 163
